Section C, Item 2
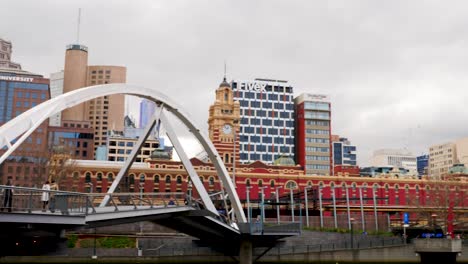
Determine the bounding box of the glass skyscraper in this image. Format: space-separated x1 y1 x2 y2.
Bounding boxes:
0 68 50 186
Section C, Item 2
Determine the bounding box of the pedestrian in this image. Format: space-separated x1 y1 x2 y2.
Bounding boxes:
49 180 59 213
1 179 14 212
255 215 261 232
168 197 175 206
41 181 50 212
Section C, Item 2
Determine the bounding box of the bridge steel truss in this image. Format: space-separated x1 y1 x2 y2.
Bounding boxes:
0 83 246 223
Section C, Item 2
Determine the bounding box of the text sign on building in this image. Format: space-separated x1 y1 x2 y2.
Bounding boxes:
0 75 34 82
237 81 267 92
304 94 329 102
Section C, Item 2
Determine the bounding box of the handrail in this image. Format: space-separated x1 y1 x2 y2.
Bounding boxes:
0 185 192 216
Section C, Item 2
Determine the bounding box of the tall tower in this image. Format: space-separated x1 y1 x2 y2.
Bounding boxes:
208 77 240 165
61 44 88 121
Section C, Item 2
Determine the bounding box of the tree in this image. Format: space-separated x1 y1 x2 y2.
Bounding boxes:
410 175 467 235
33 144 77 190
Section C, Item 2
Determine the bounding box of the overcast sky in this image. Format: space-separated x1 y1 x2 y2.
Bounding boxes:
2 0 468 165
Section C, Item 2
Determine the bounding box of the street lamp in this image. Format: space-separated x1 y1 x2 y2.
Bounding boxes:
187 181 193 206
290 187 295 222
246 186 252 223
350 217 355 249
304 185 311 228
260 186 268 228
139 182 144 206
431 213 438 235
275 186 283 224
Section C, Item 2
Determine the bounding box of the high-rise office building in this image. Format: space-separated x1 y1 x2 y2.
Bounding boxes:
60 44 127 150
0 38 21 69
139 99 156 128
231 78 295 164
49 71 64 126
0 67 50 186
295 93 331 175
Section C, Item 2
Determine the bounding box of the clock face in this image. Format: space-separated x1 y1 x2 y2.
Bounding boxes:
222 124 232 134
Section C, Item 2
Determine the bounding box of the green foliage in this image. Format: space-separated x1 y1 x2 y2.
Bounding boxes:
78 238 95 248
76 236 135 248
98 237 135 248
66 234 78 248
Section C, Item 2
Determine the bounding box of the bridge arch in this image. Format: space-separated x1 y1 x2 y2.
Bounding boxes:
0 83 246 223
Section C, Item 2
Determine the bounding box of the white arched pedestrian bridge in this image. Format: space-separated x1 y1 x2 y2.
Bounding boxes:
0 84 300 262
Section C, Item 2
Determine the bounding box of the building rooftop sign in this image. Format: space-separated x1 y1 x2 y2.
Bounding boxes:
0 75 34 82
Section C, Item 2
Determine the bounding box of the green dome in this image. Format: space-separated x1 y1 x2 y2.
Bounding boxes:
273 155 295 166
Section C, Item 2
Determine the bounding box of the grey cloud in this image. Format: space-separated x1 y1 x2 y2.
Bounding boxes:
2 0 468 165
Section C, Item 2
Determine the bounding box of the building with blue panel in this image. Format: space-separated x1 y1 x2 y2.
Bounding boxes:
0 67 50 186
139 98 156 128
417 154 429 177
231 78 295 164
333 137 357 166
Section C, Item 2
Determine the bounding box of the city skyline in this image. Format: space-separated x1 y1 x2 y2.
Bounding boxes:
2 1 468 165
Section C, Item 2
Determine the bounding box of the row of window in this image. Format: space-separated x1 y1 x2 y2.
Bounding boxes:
306 138 329 143
81 172 217 186
240 108 294 118
304 112 330 120
304 102 330 111
240 136 295 145
235 92 293 102
306 155 330 161
306 164 330 170
240 145 293 153
238 100 295 110
91 70 111 74
305 120 330 126
16 91 47 99
241 127 294 136
240 118 294 127
306 129 329 135
305 146 330 153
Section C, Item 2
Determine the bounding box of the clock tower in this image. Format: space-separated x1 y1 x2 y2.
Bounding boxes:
208 77 240 165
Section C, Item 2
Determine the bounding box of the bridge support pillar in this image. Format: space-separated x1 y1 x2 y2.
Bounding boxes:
239 239 252 264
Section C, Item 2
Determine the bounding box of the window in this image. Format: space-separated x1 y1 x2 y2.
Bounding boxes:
209 177 214 186
85 172 91 183
139 174 145 183
96 172 103 181
176 176 182 184
165 175 171 183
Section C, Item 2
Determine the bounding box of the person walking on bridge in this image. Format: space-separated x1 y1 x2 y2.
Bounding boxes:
1 179 14 212
49 180 59 213
41 181 50 212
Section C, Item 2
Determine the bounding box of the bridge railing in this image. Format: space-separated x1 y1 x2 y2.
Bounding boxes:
0 185 191 215
237 222 301 234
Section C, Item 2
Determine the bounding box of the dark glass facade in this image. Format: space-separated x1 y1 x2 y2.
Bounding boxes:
417 154 429 177
0 71 50 186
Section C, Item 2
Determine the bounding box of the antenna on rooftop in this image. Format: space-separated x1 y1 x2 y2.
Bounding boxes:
76 8 81 43
224 60 227 81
